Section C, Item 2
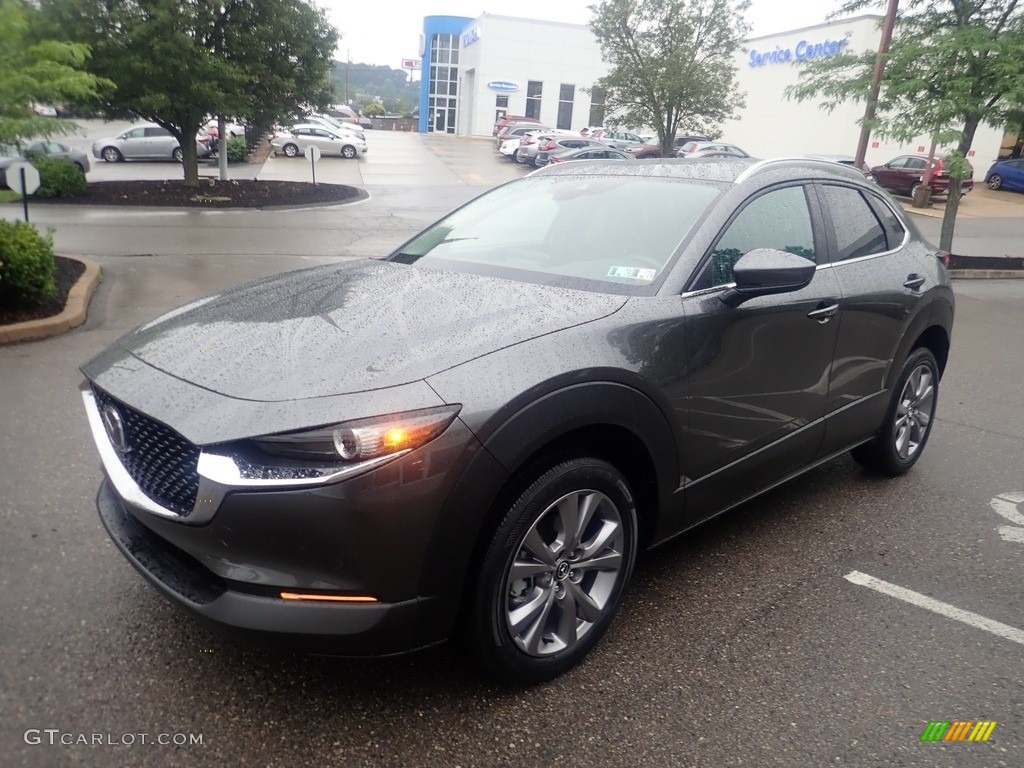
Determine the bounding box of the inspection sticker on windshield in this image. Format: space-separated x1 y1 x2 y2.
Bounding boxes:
608 266 657 280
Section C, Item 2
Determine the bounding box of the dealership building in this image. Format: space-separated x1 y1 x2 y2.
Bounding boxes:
418 13 1008 167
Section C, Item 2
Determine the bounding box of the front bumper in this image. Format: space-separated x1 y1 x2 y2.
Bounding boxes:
97 481 439 654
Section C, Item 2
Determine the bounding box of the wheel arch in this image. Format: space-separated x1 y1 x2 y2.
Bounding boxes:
417 382 678 637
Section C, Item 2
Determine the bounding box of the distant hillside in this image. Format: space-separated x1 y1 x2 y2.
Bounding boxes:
332 61 419 113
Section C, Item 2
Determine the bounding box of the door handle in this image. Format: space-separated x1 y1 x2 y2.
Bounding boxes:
807 302 839 324
904 274 926 291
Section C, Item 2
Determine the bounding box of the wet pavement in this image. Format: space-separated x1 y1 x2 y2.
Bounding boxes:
1 130 1023 768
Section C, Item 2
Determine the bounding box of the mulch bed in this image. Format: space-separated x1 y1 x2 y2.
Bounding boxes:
29 179 363 208
0 256 86 325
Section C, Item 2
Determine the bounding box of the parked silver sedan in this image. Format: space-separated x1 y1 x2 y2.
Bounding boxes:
23 139 91 173
92 124 212 163
270 124 368 159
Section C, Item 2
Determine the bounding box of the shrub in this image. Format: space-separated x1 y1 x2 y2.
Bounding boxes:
29 155 88 199
0 220 56 306
226 136 248 163
363 103 385 117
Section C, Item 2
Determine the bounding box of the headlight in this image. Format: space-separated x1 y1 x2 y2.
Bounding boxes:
252 405 461 462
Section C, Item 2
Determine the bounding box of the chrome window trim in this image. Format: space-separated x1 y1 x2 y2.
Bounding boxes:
82 387 406 525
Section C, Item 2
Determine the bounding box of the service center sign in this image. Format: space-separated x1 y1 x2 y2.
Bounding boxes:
487 80 520 93
748 37 849 67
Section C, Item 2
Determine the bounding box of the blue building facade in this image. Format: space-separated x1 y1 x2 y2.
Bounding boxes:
418 16 472 134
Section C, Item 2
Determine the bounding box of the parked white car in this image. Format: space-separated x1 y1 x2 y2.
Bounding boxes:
302 115 365 141
499 138 521 161
271 124 367 159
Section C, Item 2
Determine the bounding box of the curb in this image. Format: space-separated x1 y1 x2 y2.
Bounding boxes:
949 269 1024 279
0 256 101 344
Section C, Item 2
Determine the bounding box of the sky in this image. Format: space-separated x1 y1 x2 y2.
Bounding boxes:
316 0 858 70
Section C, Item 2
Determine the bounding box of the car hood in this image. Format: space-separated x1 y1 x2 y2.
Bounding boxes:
114 260 626 402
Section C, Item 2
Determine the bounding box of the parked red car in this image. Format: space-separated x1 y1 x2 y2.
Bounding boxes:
869 155 974 197
626 134 710 159
492 114 540 136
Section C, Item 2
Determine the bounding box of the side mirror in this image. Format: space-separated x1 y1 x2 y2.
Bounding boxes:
720 248 816 307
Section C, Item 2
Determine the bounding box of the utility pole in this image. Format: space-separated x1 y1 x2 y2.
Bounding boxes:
345 49 351 104
854 0 900 169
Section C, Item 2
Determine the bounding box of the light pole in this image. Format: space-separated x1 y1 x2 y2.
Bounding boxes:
854 0 900 170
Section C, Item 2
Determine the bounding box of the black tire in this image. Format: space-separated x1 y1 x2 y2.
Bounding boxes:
469 458 638 685
988 174 1003 190
909 180 921 198
74 162 85 174
341 144 357 159
851 347 939 476
172 147 183 162
283 143 299 158
101 146 122 163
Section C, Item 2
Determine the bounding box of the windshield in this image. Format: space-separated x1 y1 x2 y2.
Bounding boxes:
390 174 721 294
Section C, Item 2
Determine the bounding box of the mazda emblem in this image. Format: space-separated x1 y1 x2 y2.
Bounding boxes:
101 403 129 454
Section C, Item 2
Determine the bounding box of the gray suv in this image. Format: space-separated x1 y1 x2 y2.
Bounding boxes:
82 157 953 685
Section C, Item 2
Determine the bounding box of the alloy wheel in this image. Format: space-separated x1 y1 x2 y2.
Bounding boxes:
503 489 625 657
893 363 935 461
987 175 1002 190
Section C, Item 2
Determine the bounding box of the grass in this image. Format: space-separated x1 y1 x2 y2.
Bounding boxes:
0 189 22 203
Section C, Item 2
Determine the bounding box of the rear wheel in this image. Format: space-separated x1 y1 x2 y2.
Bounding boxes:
172 147 183 162
852 347 939 476
987 174 1003 190
909 180 921 198
469 458 638 685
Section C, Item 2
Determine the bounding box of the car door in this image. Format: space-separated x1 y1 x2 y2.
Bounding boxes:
311 128 337 154
144 127 174 159
874 156 909 192
681 184 842 520
812 182 930 454
120 128 146 159
1005 160 1024 190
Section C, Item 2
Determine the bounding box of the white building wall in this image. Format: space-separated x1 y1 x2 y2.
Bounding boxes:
457 15 608 137
722 15 1004 169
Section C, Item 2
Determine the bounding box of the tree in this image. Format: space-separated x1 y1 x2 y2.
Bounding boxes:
0 0 109 146
588 0 751 155
39 0 338 186
786 0 1024 252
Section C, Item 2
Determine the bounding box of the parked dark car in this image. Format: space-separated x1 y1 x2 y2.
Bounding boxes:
533 136 609 166
627 134 710 159
805 154 871 176
870 155 974 197
674 141 750 159
81 158 953 685
547 146 635 164
1 141 89 186
984 158 1024 192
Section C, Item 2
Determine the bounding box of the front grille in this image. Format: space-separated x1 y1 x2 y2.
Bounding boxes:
93 388 200 516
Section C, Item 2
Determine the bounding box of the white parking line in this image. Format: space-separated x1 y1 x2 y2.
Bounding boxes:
844 570 1024 646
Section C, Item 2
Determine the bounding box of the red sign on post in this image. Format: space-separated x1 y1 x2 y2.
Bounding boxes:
402 59 421 69
917 146 926 152
871 141 880 149
968 150 975 157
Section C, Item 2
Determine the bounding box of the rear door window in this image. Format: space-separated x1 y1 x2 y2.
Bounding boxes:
819 185 889 261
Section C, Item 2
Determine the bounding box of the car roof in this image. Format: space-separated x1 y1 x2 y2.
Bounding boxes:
533 156 871 185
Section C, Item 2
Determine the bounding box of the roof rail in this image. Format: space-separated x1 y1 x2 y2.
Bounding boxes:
734 156 868 185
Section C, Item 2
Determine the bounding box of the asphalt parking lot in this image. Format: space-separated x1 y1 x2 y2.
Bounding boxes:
1 133 1022 768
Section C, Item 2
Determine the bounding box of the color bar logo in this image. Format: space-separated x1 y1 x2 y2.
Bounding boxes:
920 720 997 742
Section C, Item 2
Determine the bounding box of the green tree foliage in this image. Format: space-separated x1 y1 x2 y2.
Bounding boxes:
786 0 1024 251
589 0 751 155
332 62 418 113
39 0 339 186
0 0 109 145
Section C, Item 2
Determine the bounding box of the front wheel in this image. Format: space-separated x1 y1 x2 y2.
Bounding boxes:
469 458 638 685
101 147 122 163
341 144 357 159
852 347 939 476
987 175 1003 190
283 143 299 158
